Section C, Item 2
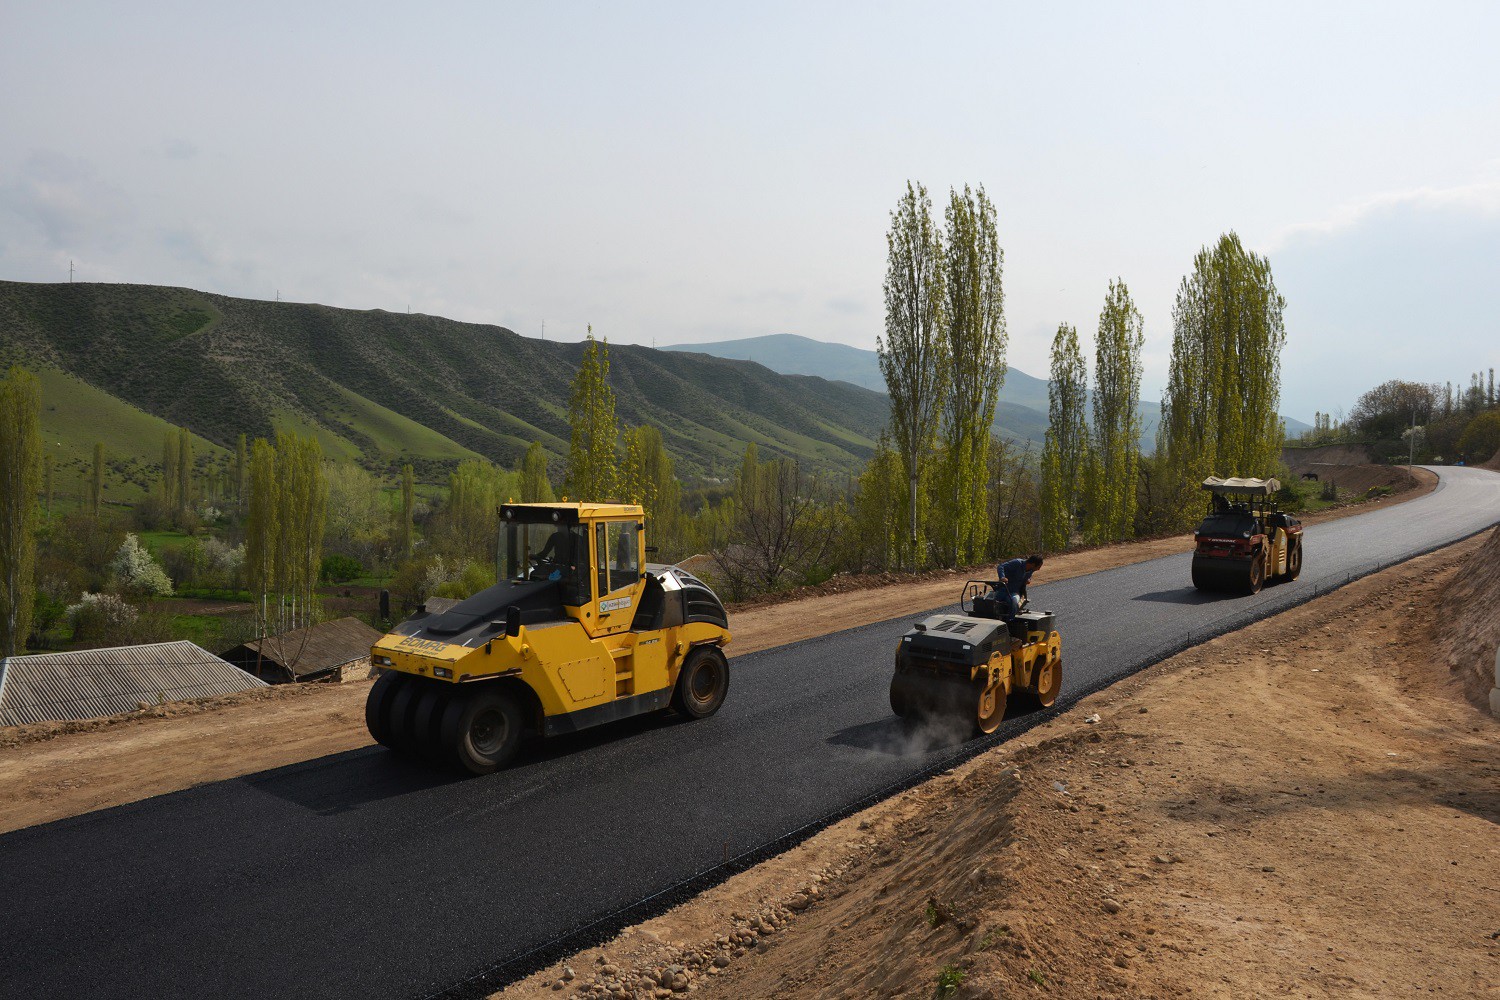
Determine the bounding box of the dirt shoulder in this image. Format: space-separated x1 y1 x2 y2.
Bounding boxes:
0 468 1439 836
498 529 1498 1000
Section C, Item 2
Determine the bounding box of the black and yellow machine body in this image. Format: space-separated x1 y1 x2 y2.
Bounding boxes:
888 580 1062 735
366 502 732 774
1190 477 1304 595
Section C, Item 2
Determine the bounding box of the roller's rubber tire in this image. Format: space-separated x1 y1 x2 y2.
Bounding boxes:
672 646 730 720
386 678 428 753
365 671 406 748
412 685 457 767
1286 540 1303 581
439 687 525 776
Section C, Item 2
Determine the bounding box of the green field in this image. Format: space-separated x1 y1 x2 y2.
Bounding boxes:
36 367 228 501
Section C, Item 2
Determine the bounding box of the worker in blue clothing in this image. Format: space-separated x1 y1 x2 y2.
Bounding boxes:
994 553 1044 619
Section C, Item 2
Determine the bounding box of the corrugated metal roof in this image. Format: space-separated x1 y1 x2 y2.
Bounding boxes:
0 641 268 727
225 616 383 680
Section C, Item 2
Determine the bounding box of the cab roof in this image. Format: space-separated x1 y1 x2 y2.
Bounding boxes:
499 501 644 524
1201 476 1281 496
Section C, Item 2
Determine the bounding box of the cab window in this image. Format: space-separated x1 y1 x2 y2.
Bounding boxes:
596 521 640 595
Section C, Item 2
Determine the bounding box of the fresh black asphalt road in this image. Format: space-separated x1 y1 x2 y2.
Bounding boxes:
3 467 1497 1000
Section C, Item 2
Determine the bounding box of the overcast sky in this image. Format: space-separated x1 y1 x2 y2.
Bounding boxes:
2 1 1497 422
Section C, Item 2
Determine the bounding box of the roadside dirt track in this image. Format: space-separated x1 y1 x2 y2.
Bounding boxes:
0 468 1437 835
498 527 1499 1000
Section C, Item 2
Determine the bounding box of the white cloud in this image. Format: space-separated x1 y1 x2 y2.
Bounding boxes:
1271 181 1500 420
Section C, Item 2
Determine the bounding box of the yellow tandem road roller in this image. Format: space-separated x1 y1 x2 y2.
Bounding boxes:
889 580 1062 735
366 502 732 774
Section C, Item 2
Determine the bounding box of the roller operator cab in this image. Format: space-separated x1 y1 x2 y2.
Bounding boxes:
889 580 1063 736
1191 477 1304 595
366 502 732 774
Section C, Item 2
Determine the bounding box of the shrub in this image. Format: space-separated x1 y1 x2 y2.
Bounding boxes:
1458 411 1500 463
67 593 140 646
320 554 364 584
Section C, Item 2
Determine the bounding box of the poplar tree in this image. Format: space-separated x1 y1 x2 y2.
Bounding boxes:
399 463 415 557
939 184 1007 565
176 427 192 519
519 442 555 503
565 329 618 501
161 431 179 512
0 366 42 655
445 459 509 563
1040 323 1089 550
850 435 907 570
877 181 948 568
245 438 279 630
90 443 104 518
1161 233 1287 524
246 432 327 634
235 433 248 509
620 425 680 553
1086 280 1144 543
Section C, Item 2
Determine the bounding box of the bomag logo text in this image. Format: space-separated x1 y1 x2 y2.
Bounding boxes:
397 637 449 654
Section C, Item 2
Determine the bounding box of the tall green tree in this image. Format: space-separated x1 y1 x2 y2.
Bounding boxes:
273 431 326 631
176 426 193 519
0 366 42 655
519 442 555 503
1085 280 1144 543
877 181 948 568
565 329 618 501
1160 233 1287 524
1040 323 1089 550
90 442 105 518
245 432 327 634
620 425 681 556
399 463 415 557
161 431 179 512
235 433 248 510
938 184 1007 565
323 462 383 563
444 459 512 564
245 438 279 627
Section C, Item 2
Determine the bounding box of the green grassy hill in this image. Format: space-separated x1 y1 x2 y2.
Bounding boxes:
0 281 890 482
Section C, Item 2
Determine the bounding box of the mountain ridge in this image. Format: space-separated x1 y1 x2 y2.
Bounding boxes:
0 281 888 482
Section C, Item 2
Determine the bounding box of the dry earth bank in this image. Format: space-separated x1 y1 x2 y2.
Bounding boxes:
498 525 1497 1000
0 469 1437 835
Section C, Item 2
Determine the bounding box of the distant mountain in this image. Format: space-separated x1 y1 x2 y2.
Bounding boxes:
669 333 1055 445
0 282 891 483
669 333 1309 451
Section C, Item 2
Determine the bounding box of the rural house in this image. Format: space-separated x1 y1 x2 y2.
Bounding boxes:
221 616 383 684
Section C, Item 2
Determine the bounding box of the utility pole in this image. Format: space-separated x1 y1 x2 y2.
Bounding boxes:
541 320 546 341
69 260 74 282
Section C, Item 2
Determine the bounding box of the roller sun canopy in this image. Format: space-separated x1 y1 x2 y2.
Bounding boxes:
1201 476 1281 496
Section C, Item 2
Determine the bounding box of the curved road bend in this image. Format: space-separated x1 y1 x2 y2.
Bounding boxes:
2 467 1497 1000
